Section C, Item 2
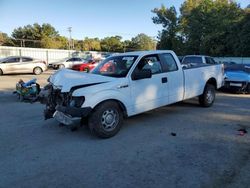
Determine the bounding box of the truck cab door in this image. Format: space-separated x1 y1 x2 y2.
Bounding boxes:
129 54 168 114
159 53 184 104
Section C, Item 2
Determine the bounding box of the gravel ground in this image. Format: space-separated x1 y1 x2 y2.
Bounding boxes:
0 71 249 188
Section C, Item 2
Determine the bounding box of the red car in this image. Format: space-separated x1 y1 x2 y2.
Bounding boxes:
72 59 98 72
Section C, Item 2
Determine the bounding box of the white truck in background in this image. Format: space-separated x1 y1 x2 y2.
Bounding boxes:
182 55 218 67
40 50 224 138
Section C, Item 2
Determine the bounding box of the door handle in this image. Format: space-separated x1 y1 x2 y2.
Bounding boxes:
162 77 168 83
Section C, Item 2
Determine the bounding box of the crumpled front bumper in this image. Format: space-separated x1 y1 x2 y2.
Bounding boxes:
56 105 92 117
53 105 92 125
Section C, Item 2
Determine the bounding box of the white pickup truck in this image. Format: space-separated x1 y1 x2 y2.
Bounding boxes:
41 50 224 138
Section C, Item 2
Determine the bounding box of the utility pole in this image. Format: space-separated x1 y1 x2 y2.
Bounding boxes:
67 27 72 50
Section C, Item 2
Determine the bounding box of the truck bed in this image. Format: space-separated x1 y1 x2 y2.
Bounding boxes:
183 64 224 100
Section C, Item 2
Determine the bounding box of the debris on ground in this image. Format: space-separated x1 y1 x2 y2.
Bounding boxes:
170 132 177 136
237 128 248 136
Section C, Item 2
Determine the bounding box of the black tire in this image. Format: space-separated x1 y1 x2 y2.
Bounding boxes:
0 69 3 75
199 84 216 107
88 101 123 138
58 64 65 69
33 67 43 75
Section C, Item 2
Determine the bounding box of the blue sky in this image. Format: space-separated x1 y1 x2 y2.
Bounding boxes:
0 0 249 40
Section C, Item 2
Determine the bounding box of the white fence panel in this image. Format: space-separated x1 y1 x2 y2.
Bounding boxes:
0 46 75 63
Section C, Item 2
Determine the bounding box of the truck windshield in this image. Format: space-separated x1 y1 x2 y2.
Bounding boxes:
91 55 138 77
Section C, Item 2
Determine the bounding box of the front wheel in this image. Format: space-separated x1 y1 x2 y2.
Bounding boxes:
199 84 216 107
88 101 123 138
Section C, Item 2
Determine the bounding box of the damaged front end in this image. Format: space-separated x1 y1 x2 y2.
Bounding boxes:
39 84 72 120
39 83 92 125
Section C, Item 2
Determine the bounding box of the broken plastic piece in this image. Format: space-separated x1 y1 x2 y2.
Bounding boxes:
238 128 247 136
171 132 176 136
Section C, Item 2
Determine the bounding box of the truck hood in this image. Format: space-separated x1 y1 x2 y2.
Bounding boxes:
225 71 250 82
49 69 116 92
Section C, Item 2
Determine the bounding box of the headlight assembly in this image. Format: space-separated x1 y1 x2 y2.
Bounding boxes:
70 96 85 108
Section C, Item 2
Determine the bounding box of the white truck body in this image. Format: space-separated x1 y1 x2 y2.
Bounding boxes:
43 50 224 137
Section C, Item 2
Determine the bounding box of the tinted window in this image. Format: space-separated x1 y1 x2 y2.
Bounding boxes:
205 57 216 64
22 57 33 62
75 58 82 61
135 55 162 75
5 57 20 63
160 53 178 72
66 58 74 62
182 57 202 64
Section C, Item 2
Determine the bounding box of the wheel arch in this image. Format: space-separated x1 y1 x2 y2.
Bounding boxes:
93 99 128 118
206 77 217 89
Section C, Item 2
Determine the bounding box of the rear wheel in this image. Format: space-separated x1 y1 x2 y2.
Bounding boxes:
88 101 123 138
199 84 216 107
33 67 42 75
0 69 3 75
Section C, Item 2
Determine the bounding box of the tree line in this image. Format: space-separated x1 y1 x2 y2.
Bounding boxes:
1 0 249 56
152 0 250 56
0 23 156 52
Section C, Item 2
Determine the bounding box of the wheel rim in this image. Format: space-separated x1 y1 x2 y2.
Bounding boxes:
206 89 214 104
101 109 119 131
35 68 41 74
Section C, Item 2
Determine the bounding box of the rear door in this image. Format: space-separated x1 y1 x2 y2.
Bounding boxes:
130 54 169 114
159 53 184 104
21 57 34 72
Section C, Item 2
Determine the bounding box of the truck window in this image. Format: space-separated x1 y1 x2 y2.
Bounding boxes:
182 57 202 64
92 55 138 78
205 57 216 64
135 55 162 75
160 53 178 72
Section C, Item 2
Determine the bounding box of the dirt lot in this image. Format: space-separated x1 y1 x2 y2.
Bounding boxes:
0 71 250 188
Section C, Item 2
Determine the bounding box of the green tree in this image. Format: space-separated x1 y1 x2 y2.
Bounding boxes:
182 0 244 55
228 9 250 56
129 33 156 51
100 36 123 52
82 37 101 51
153 0 246 56
123 40 132 52
0 32 14 46
41 36 68 49
152 5 184 54
12 23 59 47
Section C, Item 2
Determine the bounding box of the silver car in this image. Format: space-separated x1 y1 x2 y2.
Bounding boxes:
0 56 47 75
48 57 85 69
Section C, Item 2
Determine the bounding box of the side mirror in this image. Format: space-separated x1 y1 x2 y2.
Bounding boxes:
132 69 152 80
